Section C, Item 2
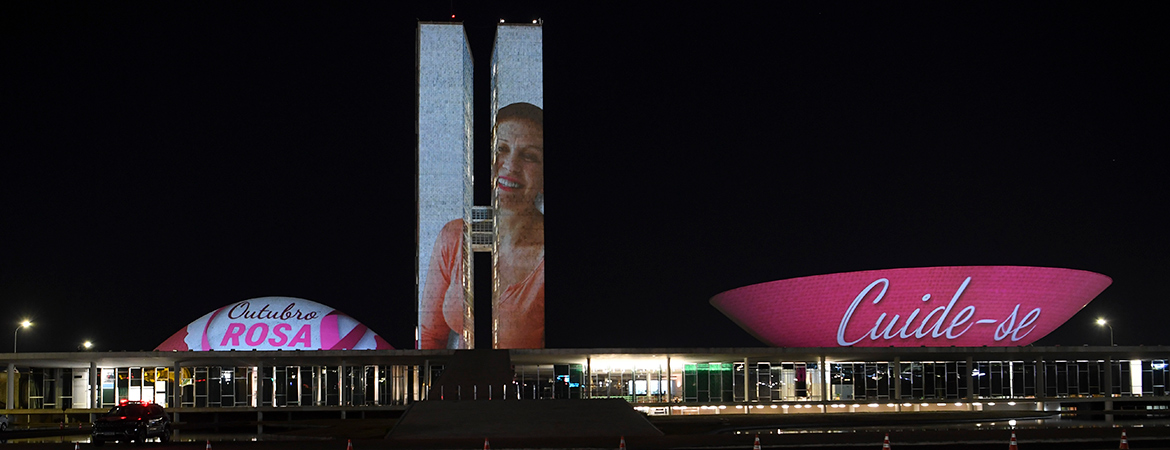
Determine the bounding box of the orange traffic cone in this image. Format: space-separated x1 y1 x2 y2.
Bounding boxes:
206 440 212 450
1120 429 1129 449
619 436 627 450
483 438 490 450
883 433 891 449
1008 432 1018 450
346 439 353 450
753 434 761 450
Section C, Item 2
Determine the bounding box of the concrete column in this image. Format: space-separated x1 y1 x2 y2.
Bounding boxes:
586 356 593 400
373 365 380 405
338 363 345 406
173 361 182 408
966 356 975 401
1103 355 1114 397
53 369 64 411
743 357 750 403
312 366 321 406
1103 354 1114 423
665 356 671 404
420 360 428 401
89 362 98 409
819 355 828 401
405 365 414 403
256 362 264 407
7 363 15 410
893 358 902 400
1035 357 1045 401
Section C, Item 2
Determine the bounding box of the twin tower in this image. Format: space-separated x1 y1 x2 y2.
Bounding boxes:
415 23 544 350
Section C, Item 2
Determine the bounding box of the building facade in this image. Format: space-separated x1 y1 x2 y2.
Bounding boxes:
3 346 1167 423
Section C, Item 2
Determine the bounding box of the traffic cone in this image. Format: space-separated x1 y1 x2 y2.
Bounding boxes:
206 440 212 450
1008 432 1018 450
753 434 761 450
347 439 353 450
883 433 891 449
1120 429 1129 449
483 438 490 450
620 436 626 450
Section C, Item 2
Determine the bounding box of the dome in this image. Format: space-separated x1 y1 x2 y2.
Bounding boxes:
710 266 1111 347
156 296 392 351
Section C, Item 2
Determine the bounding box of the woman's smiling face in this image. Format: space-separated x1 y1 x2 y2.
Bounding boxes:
493 117 544 211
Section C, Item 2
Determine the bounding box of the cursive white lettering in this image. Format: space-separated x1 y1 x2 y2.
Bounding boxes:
994 305 1042 342
837 279 889 346
837 276 1041 346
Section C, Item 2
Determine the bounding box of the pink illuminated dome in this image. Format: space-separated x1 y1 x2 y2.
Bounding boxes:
156 297 392 351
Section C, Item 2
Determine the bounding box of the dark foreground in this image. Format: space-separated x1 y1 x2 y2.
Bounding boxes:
4 414 1170 449
3 436 1170 450
4 427 1170 450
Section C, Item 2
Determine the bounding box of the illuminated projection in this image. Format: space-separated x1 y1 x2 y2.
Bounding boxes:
156 297 392 351
417 22 475 350
710 266 1111 347
490 24 545 349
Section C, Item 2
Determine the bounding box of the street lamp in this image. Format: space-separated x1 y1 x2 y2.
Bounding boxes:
14 320 32 353
81 341 94 351
1096 318 1114 347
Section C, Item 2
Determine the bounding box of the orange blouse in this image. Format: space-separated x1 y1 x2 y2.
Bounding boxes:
419 219 544 349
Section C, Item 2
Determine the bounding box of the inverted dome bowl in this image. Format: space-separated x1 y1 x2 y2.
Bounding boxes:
710 266 1111 347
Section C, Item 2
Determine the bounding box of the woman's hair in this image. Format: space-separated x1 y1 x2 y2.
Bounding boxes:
495 102 544 212
495 102 543 130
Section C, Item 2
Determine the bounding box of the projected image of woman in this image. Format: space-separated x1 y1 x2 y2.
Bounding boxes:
419 102 544 349
490 102 545 349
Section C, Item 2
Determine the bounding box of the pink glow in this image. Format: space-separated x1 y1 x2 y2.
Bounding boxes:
155 296 394 351
319 313 340 350
709 266 1111 347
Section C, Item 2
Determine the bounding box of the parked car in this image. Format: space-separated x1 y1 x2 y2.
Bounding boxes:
91 401 171 445
0 413 10 432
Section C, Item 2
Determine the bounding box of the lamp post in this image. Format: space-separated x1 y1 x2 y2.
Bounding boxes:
14 320 32 353
1096 318 1114 347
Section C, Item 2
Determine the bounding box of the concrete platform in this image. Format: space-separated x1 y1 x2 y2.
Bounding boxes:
385 399 663 440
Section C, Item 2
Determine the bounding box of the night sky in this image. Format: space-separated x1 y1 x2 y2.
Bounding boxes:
4 2 1166 352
